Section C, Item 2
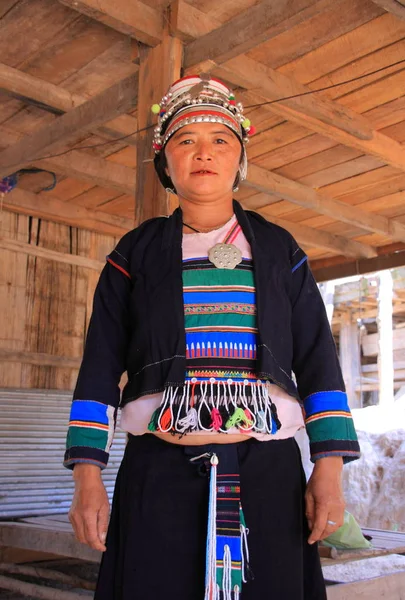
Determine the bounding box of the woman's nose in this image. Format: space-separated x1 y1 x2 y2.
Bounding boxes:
194 142 213 160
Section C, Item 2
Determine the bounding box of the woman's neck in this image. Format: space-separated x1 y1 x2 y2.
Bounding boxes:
179 195 234 231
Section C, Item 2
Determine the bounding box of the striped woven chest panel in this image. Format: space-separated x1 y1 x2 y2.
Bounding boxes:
183 257 258 380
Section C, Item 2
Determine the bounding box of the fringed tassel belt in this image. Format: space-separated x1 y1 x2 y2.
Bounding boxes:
187 444 253 599
148 379 281 436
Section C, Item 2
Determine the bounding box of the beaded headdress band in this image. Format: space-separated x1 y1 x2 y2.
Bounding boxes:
151 75 256 182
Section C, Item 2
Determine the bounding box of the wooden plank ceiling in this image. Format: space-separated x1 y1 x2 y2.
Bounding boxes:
1 0 405 276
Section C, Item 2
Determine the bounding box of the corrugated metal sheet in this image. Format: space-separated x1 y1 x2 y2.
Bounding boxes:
0 389 126 518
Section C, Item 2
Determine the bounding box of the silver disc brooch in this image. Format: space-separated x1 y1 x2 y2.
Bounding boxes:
208 243 242 269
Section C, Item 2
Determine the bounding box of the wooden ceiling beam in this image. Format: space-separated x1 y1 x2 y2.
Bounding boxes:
182 0 336 71
191 56 405 173
169 0 220 41
5 181 375 259
3 188 131 237
254 206 377 258
246 163 405 243
0 63 139 145
36 153 136 197
0 63 77 114
1 123 135 195
58 0 164 46
370 0 405 20
0 73 138 179
312 247 405 281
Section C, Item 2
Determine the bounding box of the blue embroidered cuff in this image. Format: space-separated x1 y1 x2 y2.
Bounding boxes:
303 390 360 464
64 400 116 470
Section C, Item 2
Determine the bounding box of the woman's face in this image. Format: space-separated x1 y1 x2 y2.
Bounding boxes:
164 123 241 201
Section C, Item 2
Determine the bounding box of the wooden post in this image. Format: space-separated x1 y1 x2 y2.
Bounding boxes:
135 31 182 224
377 269 394 405
339 311 362 408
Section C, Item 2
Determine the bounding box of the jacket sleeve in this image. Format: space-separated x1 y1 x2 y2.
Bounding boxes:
289 241 360 464
63 234 132 470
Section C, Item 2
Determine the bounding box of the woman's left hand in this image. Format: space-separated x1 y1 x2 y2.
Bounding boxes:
305 456 345 545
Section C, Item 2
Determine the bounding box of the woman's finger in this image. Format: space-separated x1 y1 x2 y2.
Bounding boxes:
305 491 315 531
317 513 344 540
97 500 110 551
308 503 328 545
69 507 86 544
83 510 106 551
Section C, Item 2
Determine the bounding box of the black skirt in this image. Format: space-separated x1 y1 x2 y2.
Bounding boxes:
95 434 327 600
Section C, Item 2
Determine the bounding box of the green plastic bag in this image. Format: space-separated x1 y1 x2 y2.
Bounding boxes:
322 510 372 549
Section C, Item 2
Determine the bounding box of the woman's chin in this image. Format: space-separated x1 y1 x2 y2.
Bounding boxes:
181 179 231 196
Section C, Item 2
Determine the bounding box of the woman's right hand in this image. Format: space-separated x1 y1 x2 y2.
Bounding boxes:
69 464 110 552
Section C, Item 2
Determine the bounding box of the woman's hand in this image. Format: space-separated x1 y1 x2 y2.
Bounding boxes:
69 464 110 552
305 456 345 545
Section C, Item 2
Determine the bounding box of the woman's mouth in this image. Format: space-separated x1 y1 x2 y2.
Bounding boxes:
191 170 216 176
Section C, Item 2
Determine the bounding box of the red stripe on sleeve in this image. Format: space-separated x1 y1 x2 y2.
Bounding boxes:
107 257 131 279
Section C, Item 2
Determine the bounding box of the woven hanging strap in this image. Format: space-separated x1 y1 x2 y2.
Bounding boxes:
203 445 252 599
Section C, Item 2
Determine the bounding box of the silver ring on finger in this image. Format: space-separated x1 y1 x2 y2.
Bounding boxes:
327 519 337 526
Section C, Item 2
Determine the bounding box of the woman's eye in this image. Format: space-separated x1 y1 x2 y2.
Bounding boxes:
215 138 226 144
180 139 193 145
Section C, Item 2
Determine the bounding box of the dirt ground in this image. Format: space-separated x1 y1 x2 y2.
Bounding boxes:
0 558 98 599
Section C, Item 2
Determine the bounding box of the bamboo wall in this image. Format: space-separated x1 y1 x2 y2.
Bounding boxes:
0 209 117 390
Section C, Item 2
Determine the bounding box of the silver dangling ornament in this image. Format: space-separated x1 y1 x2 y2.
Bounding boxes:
208 243 242 270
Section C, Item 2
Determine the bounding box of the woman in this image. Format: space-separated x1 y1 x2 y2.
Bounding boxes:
65 75 360 600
